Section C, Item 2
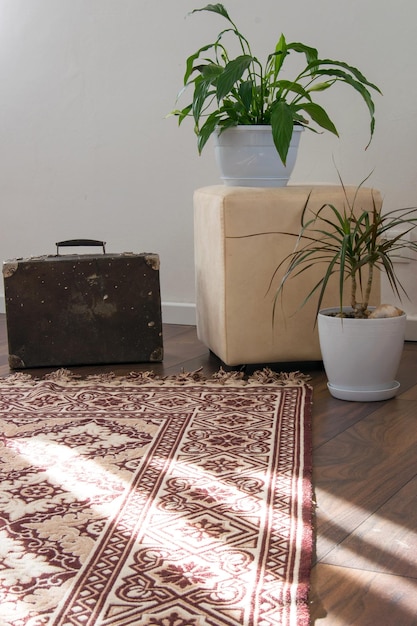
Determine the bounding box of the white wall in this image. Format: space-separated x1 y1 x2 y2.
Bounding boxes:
1 0 416 325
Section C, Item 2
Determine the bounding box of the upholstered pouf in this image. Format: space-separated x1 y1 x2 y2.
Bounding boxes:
194 185 381 366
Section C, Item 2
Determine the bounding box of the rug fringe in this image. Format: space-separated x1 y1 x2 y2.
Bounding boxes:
1 367 310 387
249 368 311 385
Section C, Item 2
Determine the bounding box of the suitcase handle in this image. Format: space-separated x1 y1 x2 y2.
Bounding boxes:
56 239 106 255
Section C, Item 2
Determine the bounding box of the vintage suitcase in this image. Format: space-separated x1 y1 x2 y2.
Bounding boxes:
3 239 163 369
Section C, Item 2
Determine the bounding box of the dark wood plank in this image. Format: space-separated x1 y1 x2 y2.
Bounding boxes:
310 564 417 626
314 398 417 561
322 475 417 577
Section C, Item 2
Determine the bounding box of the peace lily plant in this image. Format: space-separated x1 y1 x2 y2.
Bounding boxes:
170 3 381 165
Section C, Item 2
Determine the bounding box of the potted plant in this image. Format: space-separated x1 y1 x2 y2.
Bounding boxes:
170 3 381 187
273 174 417 401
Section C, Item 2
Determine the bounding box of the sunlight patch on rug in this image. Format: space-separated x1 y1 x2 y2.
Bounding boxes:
0 369 313 626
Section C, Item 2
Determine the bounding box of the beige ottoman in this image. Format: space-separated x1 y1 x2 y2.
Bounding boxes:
194 185 381 366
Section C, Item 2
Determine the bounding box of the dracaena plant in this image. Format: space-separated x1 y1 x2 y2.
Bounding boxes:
273 174 417 320
170 3 381 165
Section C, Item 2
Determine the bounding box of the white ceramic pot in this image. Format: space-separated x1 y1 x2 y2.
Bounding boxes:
213 125 303 187
318 307 407 402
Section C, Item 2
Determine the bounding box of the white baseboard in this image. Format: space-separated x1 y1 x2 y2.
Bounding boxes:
405 315 417 342
161 302 196 325
0 295 196 326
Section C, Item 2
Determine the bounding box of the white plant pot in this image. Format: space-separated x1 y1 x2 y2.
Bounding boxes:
213 125 303 187
318 307 406 402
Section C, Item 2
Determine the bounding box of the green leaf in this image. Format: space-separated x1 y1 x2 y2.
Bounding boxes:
192 78 214 123
273 79 312 99
216 116 240 131
308 58 382 93
304 65 378 145
272 34 287 77
270 100 295 165
296 102 338 135
184 43 217 84
287 41 318 65
238 80 254 112
197 111 224 153
216 55 253 102
220 99 243 122
170 103 192 124
199 62 224 81
191 4 231 21
310 68 376 116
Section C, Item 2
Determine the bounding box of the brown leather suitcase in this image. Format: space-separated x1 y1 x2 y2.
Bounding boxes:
3 240 163 369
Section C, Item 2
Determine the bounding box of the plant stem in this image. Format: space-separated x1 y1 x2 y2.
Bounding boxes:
364 264 373 311
351 273 357 311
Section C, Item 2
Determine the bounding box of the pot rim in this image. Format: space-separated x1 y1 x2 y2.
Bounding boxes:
318 306 406 320
215 124 305 133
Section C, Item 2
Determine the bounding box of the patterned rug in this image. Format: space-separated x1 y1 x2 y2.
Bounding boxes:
0 368 313 626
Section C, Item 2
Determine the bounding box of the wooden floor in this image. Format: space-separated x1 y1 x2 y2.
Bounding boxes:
1 316 416 625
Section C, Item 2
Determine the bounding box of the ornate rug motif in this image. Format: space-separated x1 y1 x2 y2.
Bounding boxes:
0 369 313 626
